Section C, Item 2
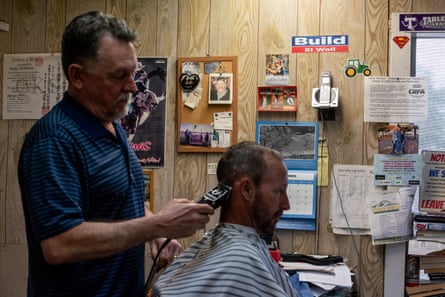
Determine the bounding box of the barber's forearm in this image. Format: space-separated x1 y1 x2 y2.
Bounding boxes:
41 216 159 265
40 200 213 265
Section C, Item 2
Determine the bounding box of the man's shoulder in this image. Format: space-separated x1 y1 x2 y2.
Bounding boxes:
208 229 265 259
26 105 82 148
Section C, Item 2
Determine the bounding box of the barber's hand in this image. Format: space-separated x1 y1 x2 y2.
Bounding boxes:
155 199 214 239
150 238 181 270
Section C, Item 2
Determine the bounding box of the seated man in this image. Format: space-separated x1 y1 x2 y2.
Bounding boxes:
152 141 299 297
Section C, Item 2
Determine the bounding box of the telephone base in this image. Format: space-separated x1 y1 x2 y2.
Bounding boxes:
311 87 339 109
318 109 335 121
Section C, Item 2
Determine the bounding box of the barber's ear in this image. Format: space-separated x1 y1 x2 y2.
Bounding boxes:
68 64 84 89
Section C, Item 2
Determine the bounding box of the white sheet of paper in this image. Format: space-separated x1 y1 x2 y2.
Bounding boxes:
329 164 379 231
364 76 428 123
213 111 233 130
298 264 353 288
366 186 416 244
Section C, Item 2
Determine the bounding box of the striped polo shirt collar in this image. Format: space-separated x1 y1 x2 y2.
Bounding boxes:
59 92 113 139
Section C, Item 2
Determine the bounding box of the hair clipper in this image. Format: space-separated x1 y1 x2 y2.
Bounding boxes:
197 184 232 209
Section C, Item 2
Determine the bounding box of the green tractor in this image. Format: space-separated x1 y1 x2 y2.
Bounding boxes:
344 58 372 78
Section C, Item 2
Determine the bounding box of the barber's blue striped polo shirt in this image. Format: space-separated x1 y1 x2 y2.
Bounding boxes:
18 92 146 297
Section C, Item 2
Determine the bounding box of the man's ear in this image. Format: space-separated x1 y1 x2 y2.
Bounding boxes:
68 64 84 90
239 177 255 203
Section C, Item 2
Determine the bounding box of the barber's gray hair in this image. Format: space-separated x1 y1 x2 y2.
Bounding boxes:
61 11 137 79
216 141 283 187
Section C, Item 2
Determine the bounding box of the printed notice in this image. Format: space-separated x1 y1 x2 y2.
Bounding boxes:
374 154 422 186
420 150 445 213
367 186 416 245
3 53 67 119
329 164 377 232
364 76 428 123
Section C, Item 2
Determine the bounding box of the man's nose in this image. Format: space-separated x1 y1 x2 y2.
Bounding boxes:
281 192 290 211
125 74 137 93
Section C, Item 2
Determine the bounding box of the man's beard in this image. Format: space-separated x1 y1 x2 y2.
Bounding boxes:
109 93 131 121
252 197 280 236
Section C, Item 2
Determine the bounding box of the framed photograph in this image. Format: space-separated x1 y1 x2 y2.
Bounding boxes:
255 121 319 170
377 123 419 155
143 169 154 211
265 53 289 85
179 123 213 147
208 73 233 104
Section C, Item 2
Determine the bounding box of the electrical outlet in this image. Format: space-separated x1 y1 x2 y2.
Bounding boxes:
207 163 217 175
0 21 10 32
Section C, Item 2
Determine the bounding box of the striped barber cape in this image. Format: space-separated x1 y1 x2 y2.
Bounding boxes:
152 223 299 297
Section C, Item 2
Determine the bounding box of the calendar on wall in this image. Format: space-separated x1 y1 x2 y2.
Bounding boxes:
286 171 316 216
255 121 319 231
277 170 317 231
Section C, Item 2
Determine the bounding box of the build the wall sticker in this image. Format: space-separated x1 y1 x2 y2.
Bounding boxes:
291 35 349 53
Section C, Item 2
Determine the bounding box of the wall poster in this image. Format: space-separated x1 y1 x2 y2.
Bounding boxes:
120 57 167 168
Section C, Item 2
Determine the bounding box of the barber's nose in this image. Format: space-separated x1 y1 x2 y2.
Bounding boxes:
127 77 137 93
123 73 137 93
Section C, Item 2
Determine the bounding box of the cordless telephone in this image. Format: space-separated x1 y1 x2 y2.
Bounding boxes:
311 70 338 110
319 71 332 105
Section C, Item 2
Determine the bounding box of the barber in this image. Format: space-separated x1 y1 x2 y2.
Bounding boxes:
18 11 214 297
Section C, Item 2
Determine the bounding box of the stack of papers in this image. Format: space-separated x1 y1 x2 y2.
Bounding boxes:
281 261 353 296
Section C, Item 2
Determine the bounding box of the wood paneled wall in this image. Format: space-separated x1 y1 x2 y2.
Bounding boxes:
1 0 445 296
